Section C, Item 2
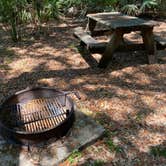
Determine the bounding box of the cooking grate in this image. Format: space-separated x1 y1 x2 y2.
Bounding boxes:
0 87 80 144
4 97 70 133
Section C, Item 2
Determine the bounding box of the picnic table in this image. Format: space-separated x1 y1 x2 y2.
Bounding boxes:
74 12 158 68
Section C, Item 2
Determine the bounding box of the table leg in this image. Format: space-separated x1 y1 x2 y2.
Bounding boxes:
98 30 123 68
141 27 157 64
86 18 97 33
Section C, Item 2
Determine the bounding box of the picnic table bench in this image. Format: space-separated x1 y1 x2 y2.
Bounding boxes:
154 34 166 47
74 12 158 68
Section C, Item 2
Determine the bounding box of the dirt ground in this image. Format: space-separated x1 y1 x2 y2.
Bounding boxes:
0 18 166 166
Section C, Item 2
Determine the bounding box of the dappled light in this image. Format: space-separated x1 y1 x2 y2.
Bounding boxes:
130 129 165 153
0 9 166 165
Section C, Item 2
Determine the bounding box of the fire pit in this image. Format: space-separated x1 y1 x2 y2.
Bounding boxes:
0 87 80 145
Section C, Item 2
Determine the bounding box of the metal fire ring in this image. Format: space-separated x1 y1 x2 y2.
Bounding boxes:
0 87 80 145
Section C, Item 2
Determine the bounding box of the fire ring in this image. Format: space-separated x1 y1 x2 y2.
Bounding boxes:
0 87 80 145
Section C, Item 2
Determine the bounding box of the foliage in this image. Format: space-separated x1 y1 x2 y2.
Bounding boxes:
33 0 60 22
58 0 118 16
151 146 166 158
68 150 82 164
0 0 161 42
0 0 27 41
106 138 122 152
121 0 158 16
140 0 158 12
90 160 105 166
0 0 60 42
122 4 139 15
58 0 159 16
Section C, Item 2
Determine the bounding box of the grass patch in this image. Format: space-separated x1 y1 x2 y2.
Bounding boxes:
151 147 166 158
95 112 110 126
83 159 106 166
106 139 122 153
87 160 105 166
0 48 18 64
67 150 82 164
92 160 106 166
104 129 118 138
135 114 144 122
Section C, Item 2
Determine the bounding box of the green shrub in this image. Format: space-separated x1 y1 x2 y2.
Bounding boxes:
121 0 158 16
0 0 60 42
0 0 28 41
0 0 161 42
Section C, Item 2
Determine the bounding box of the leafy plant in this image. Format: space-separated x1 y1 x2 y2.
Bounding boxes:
121 0 158 16
33 0 60 23
0 0 161 42
122 4 139 15
91 160 105 166
140 0 158 12
68 150 82 164
106 139 122 152
0 0 28 41
0 0 60 42
151 146 166 158
57 0 118 17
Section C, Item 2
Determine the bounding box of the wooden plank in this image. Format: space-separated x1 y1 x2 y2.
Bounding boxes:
86 17 97 32
87 12 158 29
90 29 112 37
89 43 145 53
74 27 98 45
74 26 112 37
157 50 166 61
98 29 124 68
74 27 146 54
74 27 108 50
154 34 166 47
141 27 157 64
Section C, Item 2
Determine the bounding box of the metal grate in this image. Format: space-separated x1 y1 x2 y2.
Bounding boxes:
0 88 80 144
4 97 70 133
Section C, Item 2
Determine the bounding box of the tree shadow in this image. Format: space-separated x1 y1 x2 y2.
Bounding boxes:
76 45 99 68
0 18 166 165
0 47 18 71
0 143 22 166
0 58 165 163
93 109 166 165
150 141 166 159
76 43 166 70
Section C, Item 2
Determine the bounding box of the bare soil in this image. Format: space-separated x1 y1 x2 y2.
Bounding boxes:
0 18 166 166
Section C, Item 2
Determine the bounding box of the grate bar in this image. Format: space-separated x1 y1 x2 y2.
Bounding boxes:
16 111 68 127
2 96 73 133
8 98 68 130
0 88 79 142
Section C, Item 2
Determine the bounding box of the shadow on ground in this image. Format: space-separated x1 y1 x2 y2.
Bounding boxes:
0 19 166 165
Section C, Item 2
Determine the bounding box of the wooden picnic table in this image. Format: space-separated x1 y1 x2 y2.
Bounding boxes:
85 12 158 68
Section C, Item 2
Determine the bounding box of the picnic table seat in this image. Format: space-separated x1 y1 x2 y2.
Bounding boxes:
154 33 166 48
73 26 145 53
73 27 107 53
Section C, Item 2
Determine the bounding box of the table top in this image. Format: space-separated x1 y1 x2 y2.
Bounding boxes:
87 12 158 29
